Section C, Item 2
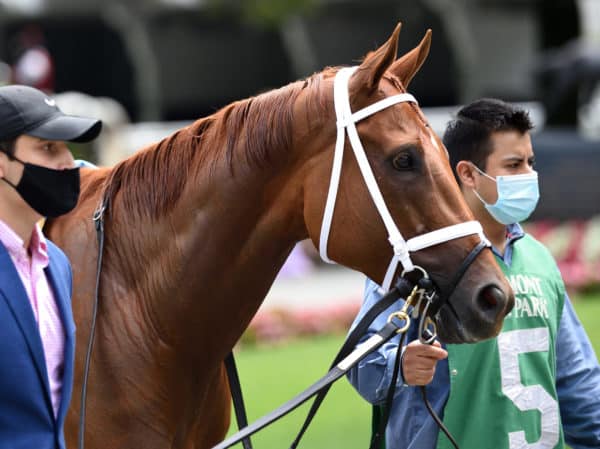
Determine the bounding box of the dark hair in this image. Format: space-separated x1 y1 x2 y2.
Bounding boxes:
443 98 534 184
0 139 16 157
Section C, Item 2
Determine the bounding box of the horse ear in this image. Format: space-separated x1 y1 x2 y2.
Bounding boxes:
388 29 432 88
350 23 402 95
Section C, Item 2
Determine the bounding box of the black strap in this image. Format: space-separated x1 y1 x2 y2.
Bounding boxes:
368 332 406 449
358 239 487 449
224 352 253 449
213 316 407 449
371 326 460 449
370 405 386 449
428 240 489 317
78 196 109 449
420 386 459 449
369 386 459 449
288 277 414 449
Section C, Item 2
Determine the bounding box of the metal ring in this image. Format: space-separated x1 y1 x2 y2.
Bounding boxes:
387 311 411 334
400 264 429 279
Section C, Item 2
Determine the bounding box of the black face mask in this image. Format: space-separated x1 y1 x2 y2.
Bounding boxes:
2 156 80 218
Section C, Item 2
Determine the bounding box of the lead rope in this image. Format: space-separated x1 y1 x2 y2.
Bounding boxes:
369 331 406 449
213 277 416 449
78 196 109 449
287 277 412 449
293 240 487 448
417 302 459 448
224 353 253 449
368 276 460 449
370 329 459 449
216 257 481 449
408 243 491 449
420 385 459 449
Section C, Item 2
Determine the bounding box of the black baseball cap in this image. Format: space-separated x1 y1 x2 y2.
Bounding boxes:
0 85 102 143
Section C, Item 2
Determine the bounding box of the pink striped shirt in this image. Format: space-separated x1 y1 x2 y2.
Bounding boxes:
0 219 65 418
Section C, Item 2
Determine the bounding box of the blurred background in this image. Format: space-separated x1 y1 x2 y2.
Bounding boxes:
1 0 599 447
1 0 599 218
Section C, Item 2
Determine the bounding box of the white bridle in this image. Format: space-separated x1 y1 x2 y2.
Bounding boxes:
319 66 490 292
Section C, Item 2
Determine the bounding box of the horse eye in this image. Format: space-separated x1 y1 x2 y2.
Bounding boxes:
392 152 414 171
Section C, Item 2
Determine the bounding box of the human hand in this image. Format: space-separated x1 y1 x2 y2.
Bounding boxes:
401 340 448 386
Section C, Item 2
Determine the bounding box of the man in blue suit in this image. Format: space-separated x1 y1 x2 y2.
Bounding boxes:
0 85 101 449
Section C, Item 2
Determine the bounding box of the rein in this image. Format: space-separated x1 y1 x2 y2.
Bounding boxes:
213 277 417 449
215 237 485 449
290 246 490 449
224 353 253 449
78 195 109 449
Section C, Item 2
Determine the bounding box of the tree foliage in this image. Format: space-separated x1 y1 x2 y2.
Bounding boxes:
206 0 319 27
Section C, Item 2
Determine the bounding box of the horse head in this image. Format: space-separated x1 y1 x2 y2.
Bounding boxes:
299 24 514 343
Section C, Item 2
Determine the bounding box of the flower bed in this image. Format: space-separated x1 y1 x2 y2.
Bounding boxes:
524 216 600 290
241 302 361 346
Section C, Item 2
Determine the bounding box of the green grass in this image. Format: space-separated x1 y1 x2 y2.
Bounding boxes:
570 291 600 351
229 292 600 448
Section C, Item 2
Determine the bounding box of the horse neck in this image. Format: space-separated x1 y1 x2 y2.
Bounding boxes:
105 140 312 364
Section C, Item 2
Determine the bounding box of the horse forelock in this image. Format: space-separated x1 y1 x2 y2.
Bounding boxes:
101 73 330 220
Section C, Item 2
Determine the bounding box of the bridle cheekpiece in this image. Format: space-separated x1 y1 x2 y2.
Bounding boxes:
319 66 490 292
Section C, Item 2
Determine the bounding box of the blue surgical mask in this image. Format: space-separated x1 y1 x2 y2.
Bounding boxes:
471 164 540 225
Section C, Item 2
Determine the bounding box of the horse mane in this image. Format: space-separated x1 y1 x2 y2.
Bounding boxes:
102 70 333 220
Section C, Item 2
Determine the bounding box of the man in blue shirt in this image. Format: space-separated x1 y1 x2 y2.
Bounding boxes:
348 98 600 449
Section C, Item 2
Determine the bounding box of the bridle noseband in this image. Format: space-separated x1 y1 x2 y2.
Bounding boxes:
319 66 491 306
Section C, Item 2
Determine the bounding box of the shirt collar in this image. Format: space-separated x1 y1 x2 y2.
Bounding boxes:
0 219 49 267
30 222 49 266
505 222 525 242
491 222 525 265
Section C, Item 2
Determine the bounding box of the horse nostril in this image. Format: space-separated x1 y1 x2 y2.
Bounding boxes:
478 285 506 311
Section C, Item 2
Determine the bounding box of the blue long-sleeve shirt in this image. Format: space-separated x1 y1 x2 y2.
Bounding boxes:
347 224 600 449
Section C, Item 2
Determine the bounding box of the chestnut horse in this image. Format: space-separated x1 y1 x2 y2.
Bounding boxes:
45 24 513 449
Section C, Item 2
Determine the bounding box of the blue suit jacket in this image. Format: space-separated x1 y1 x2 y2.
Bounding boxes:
0 240 75 449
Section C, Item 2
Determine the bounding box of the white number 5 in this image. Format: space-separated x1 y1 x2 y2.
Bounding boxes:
497 328 560 449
